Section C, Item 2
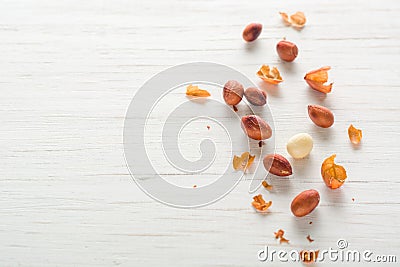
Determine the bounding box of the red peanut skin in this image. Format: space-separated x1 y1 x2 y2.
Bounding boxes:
308 104 334 128
242 23 262 42
223 80 244 105
291 189 320 217
241 115 272 140
276 40 298 62
244 87 267 106
263 154 292 177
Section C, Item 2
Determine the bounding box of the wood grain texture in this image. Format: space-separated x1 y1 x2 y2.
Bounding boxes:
1 0 399 266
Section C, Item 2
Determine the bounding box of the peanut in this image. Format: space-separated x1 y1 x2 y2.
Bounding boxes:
263 154 292 177
308 104 334 128
276 40 298 62
291 189 320 217
241 115 272 140
223 80 244 105
244 87 267 106
242 23 262 42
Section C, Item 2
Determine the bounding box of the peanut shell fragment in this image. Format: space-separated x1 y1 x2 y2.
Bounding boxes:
279 11 306 28
252 194 272 213
186 84 211 97
233 152 255 171
257 65 283 84
321 154 347 189
304 66 333 94
262 180 273 191
348 124 362 144
274 229 289 244
274 229 285 239
300 250 319 263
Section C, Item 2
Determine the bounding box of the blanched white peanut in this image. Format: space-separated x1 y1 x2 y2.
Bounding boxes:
286 133 313 159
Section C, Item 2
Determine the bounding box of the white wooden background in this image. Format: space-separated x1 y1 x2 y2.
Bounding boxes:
1 0 400 266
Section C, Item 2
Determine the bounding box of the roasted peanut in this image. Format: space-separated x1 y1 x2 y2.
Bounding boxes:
241 115 272 140
291 189 320 217
242 23 262 42
223 80 244 105
308 105 334 128
263 154 292 177
276 40 298 62
244 87 267 106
